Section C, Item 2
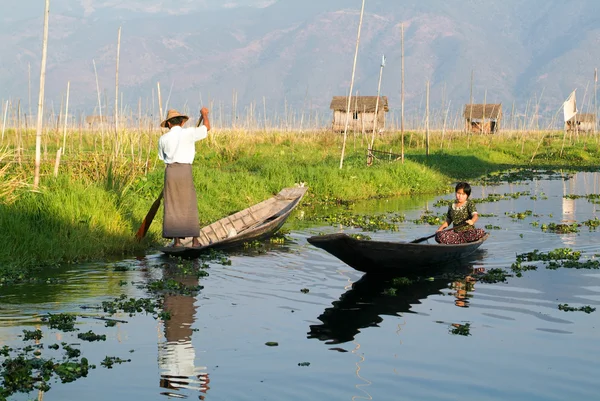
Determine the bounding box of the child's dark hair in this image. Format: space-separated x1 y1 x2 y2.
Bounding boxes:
455 182 471 196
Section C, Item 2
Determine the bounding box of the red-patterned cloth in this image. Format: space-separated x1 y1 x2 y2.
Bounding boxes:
435 227 486 244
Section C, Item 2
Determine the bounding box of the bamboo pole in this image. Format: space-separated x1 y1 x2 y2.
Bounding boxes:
1 100 8 142
400 23 405 163
157 82 164 124
62 81 70 153
425 80 430 156
93 59 105 152
339 0 365 169
34 0 50 189
368 55 385 165
115 26 121 135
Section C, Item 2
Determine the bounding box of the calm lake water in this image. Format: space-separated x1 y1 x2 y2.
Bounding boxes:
2 172 600 401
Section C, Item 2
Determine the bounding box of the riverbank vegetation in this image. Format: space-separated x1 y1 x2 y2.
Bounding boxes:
0 128 599 278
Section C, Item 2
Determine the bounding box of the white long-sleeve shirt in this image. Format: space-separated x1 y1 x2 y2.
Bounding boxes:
158 125 208 164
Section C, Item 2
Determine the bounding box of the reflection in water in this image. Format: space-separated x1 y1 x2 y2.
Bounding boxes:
308 265 474 345
158 264 209 399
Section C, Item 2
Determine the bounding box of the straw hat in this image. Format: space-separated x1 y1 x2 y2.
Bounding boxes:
160 109 189 128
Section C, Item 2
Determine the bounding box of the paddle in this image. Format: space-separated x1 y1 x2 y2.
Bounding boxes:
135 191 164 240
410 223 467 244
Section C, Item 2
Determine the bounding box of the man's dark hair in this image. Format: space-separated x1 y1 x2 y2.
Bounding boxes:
455 182 471 196
167 116 186 126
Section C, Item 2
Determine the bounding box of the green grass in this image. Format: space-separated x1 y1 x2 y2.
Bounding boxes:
0 129 599 277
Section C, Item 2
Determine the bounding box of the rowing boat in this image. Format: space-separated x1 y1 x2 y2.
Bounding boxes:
160 186 307 257
307 232 489 275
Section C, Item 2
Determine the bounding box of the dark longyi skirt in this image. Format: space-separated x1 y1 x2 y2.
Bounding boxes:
163 163 200 239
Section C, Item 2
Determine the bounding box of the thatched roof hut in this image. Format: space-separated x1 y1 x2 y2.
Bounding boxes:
330 96 389 113
329 96 389 132
566 113 597 132
463 104 502 133
463 104 502 120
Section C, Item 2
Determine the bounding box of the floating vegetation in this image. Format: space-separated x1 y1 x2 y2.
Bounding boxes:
22 329 43 341
382 288 397 296
450 323 471 336
391 277 414 286
265 342 279 347
511 248 600 274
546 259 600 270
44 313 78 332
101 294 160 316
476 268 511 283
349 233 371 240
298 362 311 367
0 345 94 399
582 217 600 230
540 222 580 233
480 169 567 184
564 194 600 204
100 356 131 369
505 210 533 220
77 331 107 342
306 211 401 231
558 304 596 313
484 224 502 230
413 211 446 225
433 192 533 209
478 213 497 217
147 278 203 296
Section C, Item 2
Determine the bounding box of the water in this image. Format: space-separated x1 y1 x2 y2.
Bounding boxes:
2 172 600 400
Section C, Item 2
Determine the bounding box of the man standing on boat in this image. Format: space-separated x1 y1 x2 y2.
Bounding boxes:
158 107 211 247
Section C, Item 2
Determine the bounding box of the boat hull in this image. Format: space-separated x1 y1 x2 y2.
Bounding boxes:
307 233 489 275
160 186 307 258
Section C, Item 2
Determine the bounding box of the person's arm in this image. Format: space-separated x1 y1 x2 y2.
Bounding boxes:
437 204 452 231
466 201 478 225
200 107 211 131
436 221 449 232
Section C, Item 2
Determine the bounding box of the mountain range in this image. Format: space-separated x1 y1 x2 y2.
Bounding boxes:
1 0 599 129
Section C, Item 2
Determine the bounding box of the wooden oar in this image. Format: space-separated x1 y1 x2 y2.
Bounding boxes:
410 223 467 244
135 191 163 240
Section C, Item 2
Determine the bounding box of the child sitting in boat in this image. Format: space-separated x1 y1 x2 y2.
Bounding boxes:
435 182 486 244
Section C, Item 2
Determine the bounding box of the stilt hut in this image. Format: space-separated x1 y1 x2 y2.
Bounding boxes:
463 104 502 133
565 113 596 132
330 96 389 132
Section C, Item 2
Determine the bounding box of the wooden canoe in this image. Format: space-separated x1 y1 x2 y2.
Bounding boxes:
160 186 308 257
307 232 489 275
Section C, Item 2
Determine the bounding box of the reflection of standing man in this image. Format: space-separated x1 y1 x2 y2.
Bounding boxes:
158 268 209 398
158 108 211 248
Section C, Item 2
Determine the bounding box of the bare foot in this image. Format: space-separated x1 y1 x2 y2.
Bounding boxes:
192 238 201 247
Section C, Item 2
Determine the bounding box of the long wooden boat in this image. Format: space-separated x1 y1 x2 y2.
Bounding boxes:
160 186 307 257
307 232 489 275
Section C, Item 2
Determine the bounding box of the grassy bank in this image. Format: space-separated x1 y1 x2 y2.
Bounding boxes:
0 129 598 278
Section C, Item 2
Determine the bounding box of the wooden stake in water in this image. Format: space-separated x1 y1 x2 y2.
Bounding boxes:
339 0 366 170
368 55 385 165
34 0 50 189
